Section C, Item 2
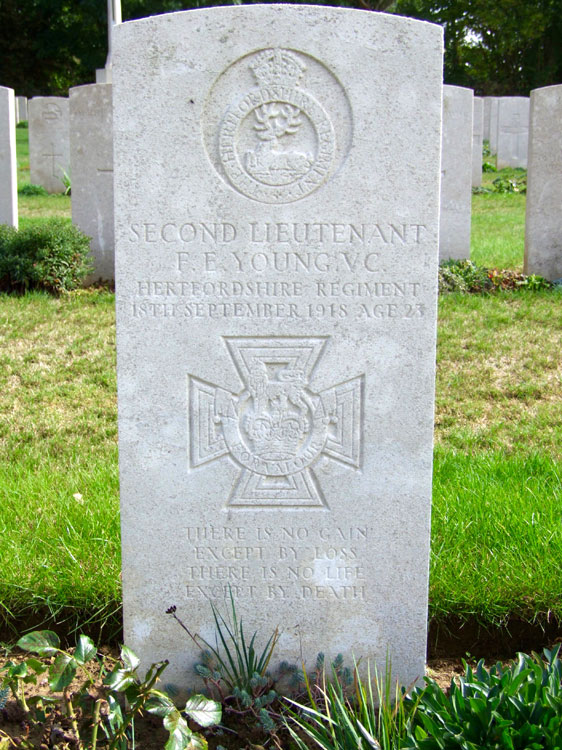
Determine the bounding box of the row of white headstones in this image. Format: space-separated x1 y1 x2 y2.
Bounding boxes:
1 82 560 283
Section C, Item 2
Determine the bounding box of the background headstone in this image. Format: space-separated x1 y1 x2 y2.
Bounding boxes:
524 84 562 281
472 96 483 187
483 96 494 142
0 86 18 228
496 96 530 169
28 96 70 193
96 68 112 84
113 6 443 693
70 83 114 283
16 96 28 123
489 96 499 154
439 85 473 260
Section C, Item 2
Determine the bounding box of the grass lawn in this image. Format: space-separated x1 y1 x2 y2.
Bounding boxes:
471 168 527 270
1 127 560 641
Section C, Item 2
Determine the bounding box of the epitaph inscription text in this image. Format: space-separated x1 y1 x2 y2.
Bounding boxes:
185 523 369 600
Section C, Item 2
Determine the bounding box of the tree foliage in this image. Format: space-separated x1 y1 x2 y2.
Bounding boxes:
392 0 562 95
0 0 560 96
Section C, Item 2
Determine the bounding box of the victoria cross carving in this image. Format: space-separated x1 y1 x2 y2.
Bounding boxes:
188 337 363 508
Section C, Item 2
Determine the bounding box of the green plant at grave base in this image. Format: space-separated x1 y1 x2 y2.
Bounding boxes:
16 120 28 129
286 660 413 750
403 645 562 750
18 182 48 196
438 260 551 294
61 168 72 196
0 218 92 294
492 174 526 194
438 260 493 294
482 161 497 173
487 268 552 291
167 593 294 733
0 630 221 750
482 140 491 159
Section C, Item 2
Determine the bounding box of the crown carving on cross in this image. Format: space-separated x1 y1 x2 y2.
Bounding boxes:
250 49 306 88
244 412 309 460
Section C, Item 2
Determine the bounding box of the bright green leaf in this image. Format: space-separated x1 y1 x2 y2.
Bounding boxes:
74 635 97 665
184 694 222 728
145 691 176 718
49 653 77 692
120 645 140 672
164 709 193 750
104 667 135 692
17 631 60 656
25 657 48 675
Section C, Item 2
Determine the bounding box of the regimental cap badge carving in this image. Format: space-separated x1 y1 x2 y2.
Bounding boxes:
216 48 337 204
188 337 363 508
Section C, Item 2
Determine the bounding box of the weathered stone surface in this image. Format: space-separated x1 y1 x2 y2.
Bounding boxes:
524 85 562 281
472 96 483 187
496 96 530 169
0 86 18 227
29 96 70 193
70 83 114 282
16 96 27 123
489 96 499 154
113 6 443 693
439 85 472 260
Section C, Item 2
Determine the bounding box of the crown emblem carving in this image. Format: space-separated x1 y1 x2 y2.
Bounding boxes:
250 49 307 88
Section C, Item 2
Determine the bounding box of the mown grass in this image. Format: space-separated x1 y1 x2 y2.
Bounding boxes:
471 191 526 270
433 290 562 624
1 118 560 638
0 291 120 635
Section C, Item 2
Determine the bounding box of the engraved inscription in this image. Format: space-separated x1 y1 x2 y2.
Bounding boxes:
188 337 363 508
204 49 352 203
184 525 370 600
41 103 62 121
42 143 63 177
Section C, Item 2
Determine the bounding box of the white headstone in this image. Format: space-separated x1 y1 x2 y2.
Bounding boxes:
16 96 28 123
114 6 443 693
483 96 494 141
472 96 483 187
29 96 70 193
439 85 473 260
524 85 562 281
0 86 18 228
489 96 499 154
496 96 530 169
70 83 114 282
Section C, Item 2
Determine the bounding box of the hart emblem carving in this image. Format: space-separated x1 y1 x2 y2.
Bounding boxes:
188 337 363 507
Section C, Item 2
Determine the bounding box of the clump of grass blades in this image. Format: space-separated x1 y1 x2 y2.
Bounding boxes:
168 592 282 731
285 661 413 750
180 590 278 691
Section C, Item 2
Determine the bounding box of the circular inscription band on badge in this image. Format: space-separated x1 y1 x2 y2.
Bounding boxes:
206 47 344 205
219 85 336 204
